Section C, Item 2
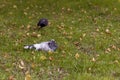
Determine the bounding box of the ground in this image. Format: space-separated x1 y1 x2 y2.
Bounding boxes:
0 0 120 80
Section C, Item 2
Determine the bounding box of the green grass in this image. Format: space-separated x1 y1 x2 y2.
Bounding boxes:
0 0 120 80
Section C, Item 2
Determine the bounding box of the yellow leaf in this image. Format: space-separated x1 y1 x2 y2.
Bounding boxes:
25 72 31 80
75 53 80 59
48 51 53 55
40 55 47 60
82 33 86 37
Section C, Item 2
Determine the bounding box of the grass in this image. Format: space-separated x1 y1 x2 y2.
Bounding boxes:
0 0 120 80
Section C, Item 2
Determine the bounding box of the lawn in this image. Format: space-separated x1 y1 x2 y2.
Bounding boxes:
0 0 120 80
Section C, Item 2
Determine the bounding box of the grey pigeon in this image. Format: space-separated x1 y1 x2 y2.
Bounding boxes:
24 39 57 52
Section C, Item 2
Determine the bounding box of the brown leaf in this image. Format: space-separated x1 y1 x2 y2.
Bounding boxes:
111 45 117 50
49 56 54 61
31 63 36 68
8 75 15 80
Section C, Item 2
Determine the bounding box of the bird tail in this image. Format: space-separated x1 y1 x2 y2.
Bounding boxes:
24 45 35 49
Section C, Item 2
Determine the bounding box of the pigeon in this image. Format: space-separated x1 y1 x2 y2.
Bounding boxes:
24 39 57 52
37 18 48 28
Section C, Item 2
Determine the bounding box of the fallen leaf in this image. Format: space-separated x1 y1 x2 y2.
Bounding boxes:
105 29 111 34
48 51 53 55
91 57 96 62
107 48 111 52
82 33 86 37
40 55 47 60
27 25 31 29
18 59 26 69
13 5 17 8
111 45 117 50
75 53 80 59
114 60 119 64
24 12 28 15
37 34 41 37
26 33 30 36
8 75 15 80
31 63 36 68
88 67 91 71
96 28 99 32
49 56 54 61
80 37 82 41
25 72 31 80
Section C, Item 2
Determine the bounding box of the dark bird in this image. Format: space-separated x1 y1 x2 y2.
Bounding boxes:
37 18 48 28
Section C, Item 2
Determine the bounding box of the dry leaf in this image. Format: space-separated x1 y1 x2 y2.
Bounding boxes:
27 25 31 29
40 55 47 60
31 32 37 37
88 67 91 71
49 56 54 61
91 57 96 62
67 36 72 39
26 33 30 36
82 33 86 37
105 29 111 34
75 53 80 59
80 37 82 41
96 28 99 32
18 59 25 69
8 75 15 80
13 5 17 8
111 45 117 50
67 8 71 11
24 12 28 15
25 72 31 80
37 34 41 37
114 60 119 64
107 48 111 52
48 51 53 55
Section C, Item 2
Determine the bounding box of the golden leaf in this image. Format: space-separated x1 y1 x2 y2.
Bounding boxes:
82 33 86 37
75 53 80 59
40 55 47 60
48 51 53 55
25 72 31 80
